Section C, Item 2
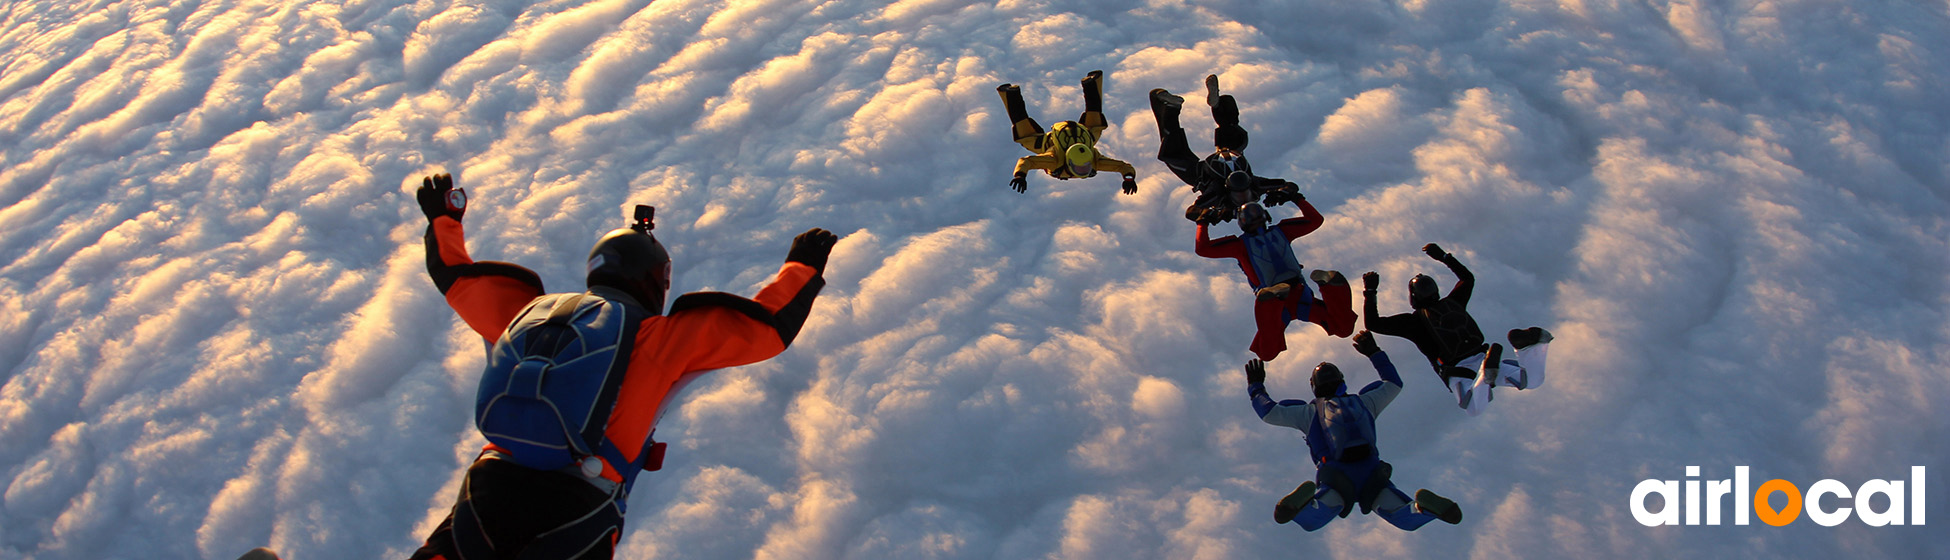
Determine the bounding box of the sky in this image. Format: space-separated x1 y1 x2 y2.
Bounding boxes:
0 0 1946 558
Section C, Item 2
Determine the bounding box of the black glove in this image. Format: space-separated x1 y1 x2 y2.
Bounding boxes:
416 173 465 221
1121 177 1138 195
1362 271 1379 292
1423 243 1449 262
787 228 839 274
1245 359 1266 386
1352 331 1380 357
1010 174 1027 194
1262 182 1301 206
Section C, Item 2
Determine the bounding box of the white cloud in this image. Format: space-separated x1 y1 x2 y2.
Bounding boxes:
0 0 1946 558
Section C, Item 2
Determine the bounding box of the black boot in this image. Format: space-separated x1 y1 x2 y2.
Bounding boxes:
1275 481 1317 524
1413 489 1463 524
1508 327 1553 350
997 83 1029 123
1081 70 1104 113
1150 88 1183 131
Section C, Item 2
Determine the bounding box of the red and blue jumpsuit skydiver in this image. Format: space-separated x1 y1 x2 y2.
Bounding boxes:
1247 332 1463 531
1196 201 1355 361
407 174 832 559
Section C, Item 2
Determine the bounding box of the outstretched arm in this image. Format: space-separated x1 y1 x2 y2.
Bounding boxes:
1095 155 1137 179
1014 154 1060 177
1353 331 1404 416
418 174 544 343
1193 222 1242 260
1275 198 1324 240
1360 271 1415 337
1424 243 1474 306
657 229 836 371
1247 359 1316 429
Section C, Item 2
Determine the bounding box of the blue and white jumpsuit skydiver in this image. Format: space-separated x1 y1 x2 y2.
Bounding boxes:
1248 341 1461 531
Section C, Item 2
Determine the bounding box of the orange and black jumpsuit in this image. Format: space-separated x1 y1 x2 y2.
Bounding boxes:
410 216 822 560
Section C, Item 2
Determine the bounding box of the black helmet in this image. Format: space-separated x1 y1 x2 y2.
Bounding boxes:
586 206 671 314
1408 274 1438 309
1239 201 1271 233
1311 362 1345 398
1225 170 1252 193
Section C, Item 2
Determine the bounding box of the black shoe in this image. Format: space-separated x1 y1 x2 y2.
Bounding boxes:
1508 327 1553 350
997 83 1014 94
1414 489 1463 524
1275 481 1317 524
1310 269 1347 287
1082 71 1104 112
1204 74 1221 106
1150 88 1183 111
1150 88 1183 125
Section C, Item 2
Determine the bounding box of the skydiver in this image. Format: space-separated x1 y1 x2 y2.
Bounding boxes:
997 70 1139 195
1150 74 1302 224
1197 200 1357 362
407 174 835 559
1361 243 1553 416
1248 332 1464 532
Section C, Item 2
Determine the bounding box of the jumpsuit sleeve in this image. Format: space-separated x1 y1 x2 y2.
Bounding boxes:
424 216 545 343
1094 156 1137 179
1015 154 1061 177
1358 351 1404 416
1250 383 1316 430
1193 223 1242 259
656 262 826 371
1363 286 1419 339
1441 254 1474 307
1275 199 1324 240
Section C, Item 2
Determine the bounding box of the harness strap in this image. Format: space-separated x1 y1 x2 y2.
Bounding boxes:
518 488 625 560
450 475 496 560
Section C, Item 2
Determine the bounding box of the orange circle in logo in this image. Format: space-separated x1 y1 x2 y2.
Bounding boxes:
1754 479 1802 526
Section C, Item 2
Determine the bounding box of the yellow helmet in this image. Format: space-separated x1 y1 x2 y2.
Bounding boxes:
1064 143 1095 175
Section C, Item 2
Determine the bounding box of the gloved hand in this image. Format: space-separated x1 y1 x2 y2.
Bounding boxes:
1121 176 1138 195
416 173 465 221
1423 243 1449 261
1010 174 1028 194
1262 182 1302 206
1352 331 1380 357
1245 359 1266 386
1362 271 1379 292
786 228 840 275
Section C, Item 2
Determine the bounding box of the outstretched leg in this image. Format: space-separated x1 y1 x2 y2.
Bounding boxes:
998 84 1045 153
1375 487 1461 531
1445 352 1492 417
1152 88 1204 200
1207 74 1249 152
1078 70 1110 136
1288 485 1346 532
1307 270 1355 337
1249 297 1292 362
1503 327 1552 389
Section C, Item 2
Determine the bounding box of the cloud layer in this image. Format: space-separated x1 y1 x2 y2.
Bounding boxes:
1 0 1946 558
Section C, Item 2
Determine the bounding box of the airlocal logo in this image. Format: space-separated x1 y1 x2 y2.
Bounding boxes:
1632 466 1925 527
